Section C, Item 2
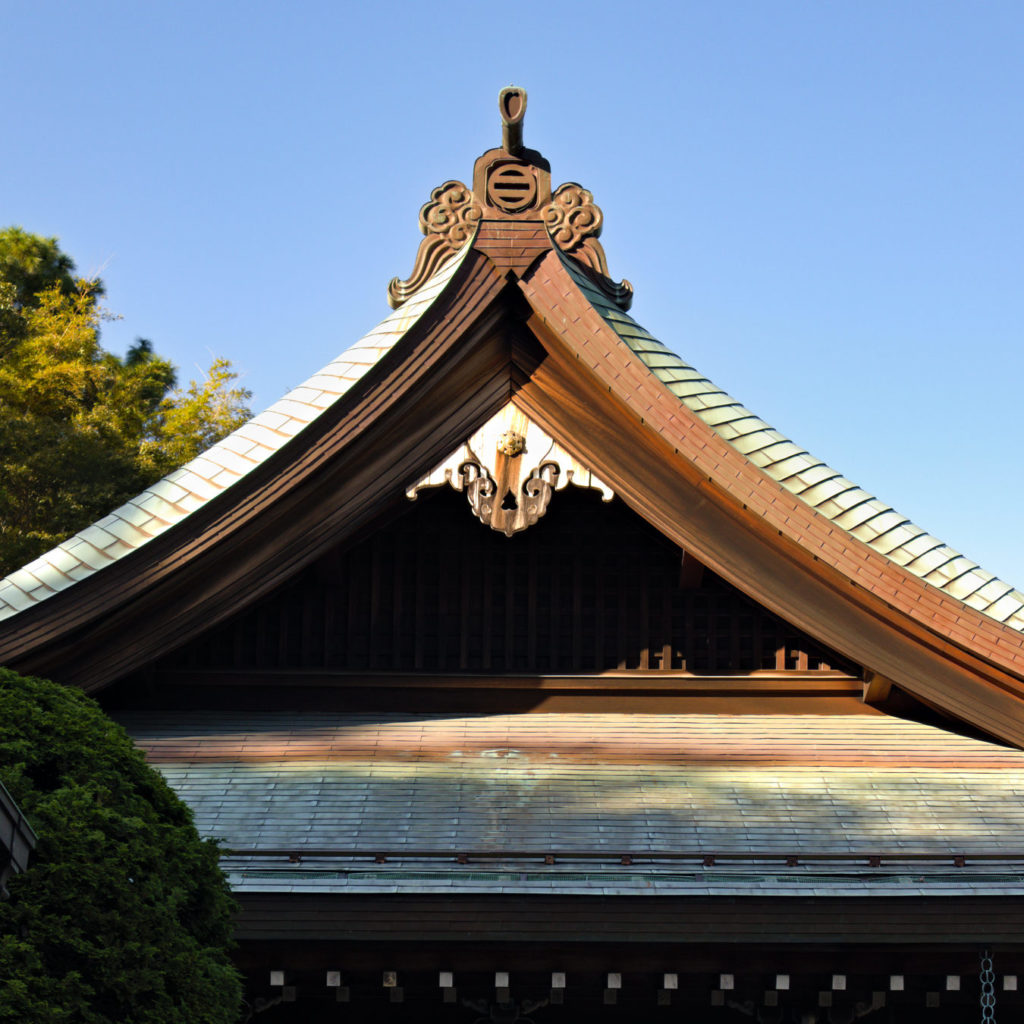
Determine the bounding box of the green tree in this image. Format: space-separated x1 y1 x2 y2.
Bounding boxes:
0 228 252 576
0 668 241 1023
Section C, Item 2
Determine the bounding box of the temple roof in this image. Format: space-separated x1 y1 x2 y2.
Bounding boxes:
1 94 1019 637
2 88 1024 746
121 709 1024 898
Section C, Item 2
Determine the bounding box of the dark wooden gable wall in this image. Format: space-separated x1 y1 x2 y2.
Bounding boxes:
153 487 857 681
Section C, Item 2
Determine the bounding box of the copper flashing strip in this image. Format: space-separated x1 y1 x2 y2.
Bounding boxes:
222 849 1024 867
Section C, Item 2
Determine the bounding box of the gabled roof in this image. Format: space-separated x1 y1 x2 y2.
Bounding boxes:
2 88 1024 744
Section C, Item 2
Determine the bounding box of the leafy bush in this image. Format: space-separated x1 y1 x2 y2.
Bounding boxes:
0 668 240 1022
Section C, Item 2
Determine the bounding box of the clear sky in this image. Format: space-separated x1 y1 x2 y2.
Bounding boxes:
6 2 1023 589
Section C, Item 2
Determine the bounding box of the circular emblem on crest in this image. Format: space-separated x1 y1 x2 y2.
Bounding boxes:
487 164 537 213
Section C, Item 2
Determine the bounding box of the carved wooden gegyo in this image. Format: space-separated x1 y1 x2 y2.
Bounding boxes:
406 402 613 536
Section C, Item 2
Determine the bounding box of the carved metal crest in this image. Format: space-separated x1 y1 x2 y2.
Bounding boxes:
407 404 613 537
544 183 633 310
388 181 483 309
388 90 633 311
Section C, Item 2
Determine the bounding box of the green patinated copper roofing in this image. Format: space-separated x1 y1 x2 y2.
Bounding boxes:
122 710 1024 896
0 244 474 623
559 255 1024 634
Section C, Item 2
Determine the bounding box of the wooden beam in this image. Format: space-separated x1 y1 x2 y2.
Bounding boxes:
863 672 894 704
153 668 863 694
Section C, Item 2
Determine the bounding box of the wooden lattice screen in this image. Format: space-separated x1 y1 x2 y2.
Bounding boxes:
170 488 856 675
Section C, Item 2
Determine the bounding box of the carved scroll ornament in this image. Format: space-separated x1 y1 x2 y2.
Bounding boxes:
387 181 483 309
544 183 633 310
406 404 613 537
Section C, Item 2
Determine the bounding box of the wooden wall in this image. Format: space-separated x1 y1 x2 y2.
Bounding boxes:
161 488 855 677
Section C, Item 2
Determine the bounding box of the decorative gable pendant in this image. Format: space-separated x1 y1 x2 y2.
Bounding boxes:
406 404 614 536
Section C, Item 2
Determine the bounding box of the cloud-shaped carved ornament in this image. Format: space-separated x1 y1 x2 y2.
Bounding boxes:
388 181 483 309
544 183 633 310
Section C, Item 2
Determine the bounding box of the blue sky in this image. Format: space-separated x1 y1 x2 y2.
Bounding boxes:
6 2 1024 588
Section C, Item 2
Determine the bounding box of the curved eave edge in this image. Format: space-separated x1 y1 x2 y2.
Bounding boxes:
0 244 475 625
555 255 1024 637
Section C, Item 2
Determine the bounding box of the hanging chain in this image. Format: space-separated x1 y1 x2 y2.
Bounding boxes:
980 947 996 1024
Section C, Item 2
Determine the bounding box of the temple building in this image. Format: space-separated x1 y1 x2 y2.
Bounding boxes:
2 89 1024 1022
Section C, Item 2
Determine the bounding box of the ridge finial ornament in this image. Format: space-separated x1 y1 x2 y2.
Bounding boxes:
499 87 526 154
387 181 483 309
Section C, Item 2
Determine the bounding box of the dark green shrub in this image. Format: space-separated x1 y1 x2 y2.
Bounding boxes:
0 668 240 1022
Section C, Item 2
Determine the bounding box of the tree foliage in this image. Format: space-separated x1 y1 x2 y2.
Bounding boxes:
0 668 241 1022
0 228 252 576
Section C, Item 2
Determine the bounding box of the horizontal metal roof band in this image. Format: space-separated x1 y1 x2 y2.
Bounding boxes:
220 848 1024 866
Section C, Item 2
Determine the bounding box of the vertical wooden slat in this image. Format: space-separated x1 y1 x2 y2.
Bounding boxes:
659 572 672 672
482 539 493 671
775 627 787 671
232 608 245 669
616 554 628 670
368 539 381 669
752 609 763 672
707 595 718 674
414 538 426 671
459 522 471 671
504 543 515 669
682 592 693 672
301 588 314 668
639 580 650 671
572 544 583 672
276 596 289 667
436 530 448 673
527 536 537 672
729 604 741 673
391 534 404 670
324 575 338 667
548 545 561 671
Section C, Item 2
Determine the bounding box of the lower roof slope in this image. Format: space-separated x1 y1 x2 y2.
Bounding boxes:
122 710 1024 899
